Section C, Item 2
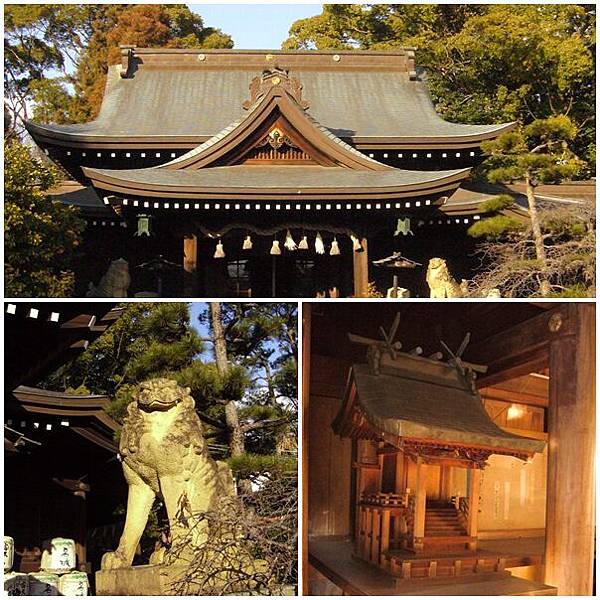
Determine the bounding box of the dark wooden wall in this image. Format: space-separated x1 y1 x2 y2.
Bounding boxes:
308 355 352 537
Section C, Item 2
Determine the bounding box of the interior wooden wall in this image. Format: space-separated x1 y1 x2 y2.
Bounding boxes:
308 355 352 537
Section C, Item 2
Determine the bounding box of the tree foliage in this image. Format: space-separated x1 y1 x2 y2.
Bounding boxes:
465 115 593 296
46 303 248 431
200 303 298 457
466 200 595 297
4 140 85 297
284 4 595 167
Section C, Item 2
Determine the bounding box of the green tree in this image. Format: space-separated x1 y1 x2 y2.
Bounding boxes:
4 4 234 129
46 303 248 436
4 140 85 297
283 4 595 168
4 4 104 134
471 116 586 296
201 303 298 458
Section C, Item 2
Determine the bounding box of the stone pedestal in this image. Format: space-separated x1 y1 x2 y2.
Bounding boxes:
96 565 183 596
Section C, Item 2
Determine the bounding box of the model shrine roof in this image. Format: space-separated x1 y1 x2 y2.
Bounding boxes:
26 48 513 148
334 328 545 463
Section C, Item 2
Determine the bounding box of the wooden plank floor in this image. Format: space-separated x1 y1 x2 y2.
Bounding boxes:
309 538 557 596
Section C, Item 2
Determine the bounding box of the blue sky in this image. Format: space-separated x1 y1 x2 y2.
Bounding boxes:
189 4 323 48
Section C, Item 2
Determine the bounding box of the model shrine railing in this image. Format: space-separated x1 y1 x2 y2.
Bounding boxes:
457 496 470 525
356 492 413 568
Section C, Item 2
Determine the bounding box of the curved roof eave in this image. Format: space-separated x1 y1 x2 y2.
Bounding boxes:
82 165 471 202
26 120 516 150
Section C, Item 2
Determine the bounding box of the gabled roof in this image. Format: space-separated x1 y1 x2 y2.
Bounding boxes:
25 48 514 150
82 68 471 203
334 353 545 463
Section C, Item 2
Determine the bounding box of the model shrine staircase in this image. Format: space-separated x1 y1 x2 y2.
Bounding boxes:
424 501 470 549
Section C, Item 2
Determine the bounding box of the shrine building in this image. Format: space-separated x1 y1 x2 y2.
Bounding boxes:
302 302 595 596
26 48 523 297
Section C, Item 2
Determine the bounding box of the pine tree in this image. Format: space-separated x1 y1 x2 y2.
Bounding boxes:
467 116 592 297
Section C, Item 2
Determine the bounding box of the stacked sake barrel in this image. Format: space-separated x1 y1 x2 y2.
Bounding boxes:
4 536 89 596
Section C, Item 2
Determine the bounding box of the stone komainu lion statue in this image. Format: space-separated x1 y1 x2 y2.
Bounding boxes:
102 379 235 570
426 257 469 298
86 258 131 298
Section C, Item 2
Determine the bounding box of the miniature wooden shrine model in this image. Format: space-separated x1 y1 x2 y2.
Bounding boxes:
333 314 545 579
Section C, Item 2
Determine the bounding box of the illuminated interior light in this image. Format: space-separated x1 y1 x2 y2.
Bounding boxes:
29 308 39 319
507 404 524 420
6 304 16 314
50 312 60 323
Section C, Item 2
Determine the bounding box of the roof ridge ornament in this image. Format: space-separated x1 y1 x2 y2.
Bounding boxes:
119 45 135 78
242 67 309 110
347 313 487 384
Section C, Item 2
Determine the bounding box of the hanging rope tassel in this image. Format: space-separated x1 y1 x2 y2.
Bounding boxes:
270 239 281 255
242 235 253 250
298 235 309 250
214 240 225 258
330 237 340 255
350 234 363 252
284 230 297 251
315 232 325 255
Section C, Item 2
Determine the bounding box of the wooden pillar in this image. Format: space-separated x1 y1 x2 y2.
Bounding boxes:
353 239 369 297
440 465 454 502
394 451 406 493
544 304 595 595
380 509 391 567
182 234 197 296
413 457 426 550
466 468 480 550
301 304 311 595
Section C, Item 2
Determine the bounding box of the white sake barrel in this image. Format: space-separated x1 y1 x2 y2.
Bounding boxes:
28 572 59 596
4 572 29 596
3 537 14 573
59 571 89 596
40 538 76 573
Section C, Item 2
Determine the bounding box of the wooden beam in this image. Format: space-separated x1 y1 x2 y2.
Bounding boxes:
467 305 574 383
479 386 548 408
302 304 311 595
413 457 426 550
466 469 481 551
544 303 595 595
61 314 96 329
353 239 369 298
183 234 197 296
476 353 549 388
